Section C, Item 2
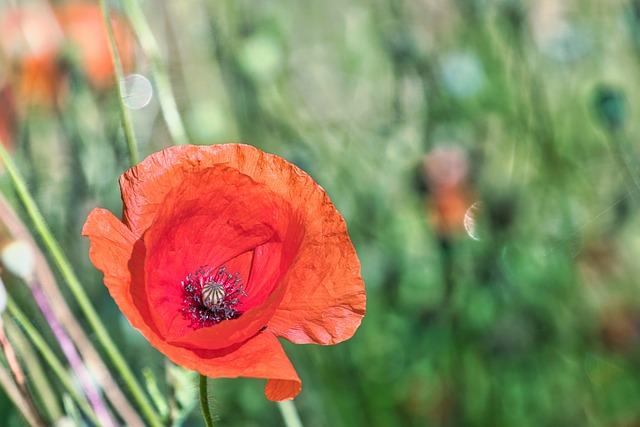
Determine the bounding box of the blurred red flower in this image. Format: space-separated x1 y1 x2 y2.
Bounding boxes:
82 144 366 401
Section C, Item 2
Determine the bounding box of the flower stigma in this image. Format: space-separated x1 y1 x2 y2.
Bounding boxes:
181 266 247 328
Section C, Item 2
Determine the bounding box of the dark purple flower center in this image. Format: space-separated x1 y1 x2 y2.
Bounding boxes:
181 266 247 328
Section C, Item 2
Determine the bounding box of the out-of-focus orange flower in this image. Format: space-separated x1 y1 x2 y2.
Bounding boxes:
56 2 134 89
420 144 476 238
0 2 133 106
0 5 62 60
0 4 64 106
428 190 474 237
82 144 366 401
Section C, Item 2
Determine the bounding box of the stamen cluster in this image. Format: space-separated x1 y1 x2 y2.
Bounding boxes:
181 266 246 328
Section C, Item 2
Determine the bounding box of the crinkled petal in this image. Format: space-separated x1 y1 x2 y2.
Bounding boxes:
119 144 366 345
267 190 365 345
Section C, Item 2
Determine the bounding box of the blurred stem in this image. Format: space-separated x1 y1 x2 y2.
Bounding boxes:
7 298 100 426
277 401 304 427
121 0 189 146
608 133 640 191
439 239 456 310
29 280 115 427
99 0 139 165
0 356 40 427
0 144 163 427
199 375 215 427
0 191 146 427
61 394 84 427
4 318 62 422
437 238 464 427
0 318 47 427
142 367 169 419
488 16 564 183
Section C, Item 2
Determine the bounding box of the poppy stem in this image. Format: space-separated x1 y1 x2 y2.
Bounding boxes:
0 144 163 427
3 312 63 422
0 191 146 426
0 317 48 427
28 279 116 427
120 0 190 146
277 400 304 427
199 375 215 427
98 0 139 166
7 297 100 426
0 354 41 427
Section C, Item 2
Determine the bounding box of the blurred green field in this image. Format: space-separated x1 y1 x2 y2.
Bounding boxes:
2 0 640 426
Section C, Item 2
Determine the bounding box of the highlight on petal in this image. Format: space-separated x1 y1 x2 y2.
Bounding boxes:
83 143 365 400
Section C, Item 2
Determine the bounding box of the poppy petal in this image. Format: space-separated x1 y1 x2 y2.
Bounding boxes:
265 377 301 402
119 145 226 236
118 144 365 345
142 165 304 349
267 191 366 345
201 145 365 344
82 208 156 337
153 330 300 401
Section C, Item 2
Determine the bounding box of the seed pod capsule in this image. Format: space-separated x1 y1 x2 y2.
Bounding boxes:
201 281 225 309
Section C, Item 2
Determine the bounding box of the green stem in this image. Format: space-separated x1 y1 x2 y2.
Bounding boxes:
0 144 163 427
6 299 99 426
0 190 146 427
121 0 189 146
0 318 47 427
0 359 39 427
609 132 640 192
277 400 304 427
98 0 139 165
4 319 62 422
142 367 169 418
199 375 215 427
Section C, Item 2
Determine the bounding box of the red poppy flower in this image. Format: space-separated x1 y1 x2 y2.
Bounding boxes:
82 144 366 400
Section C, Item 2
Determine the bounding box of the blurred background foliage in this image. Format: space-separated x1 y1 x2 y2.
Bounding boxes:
1 0 640 426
